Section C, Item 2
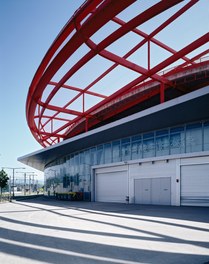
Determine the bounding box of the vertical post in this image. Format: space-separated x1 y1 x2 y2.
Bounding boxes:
24 173 26 196
148 40 150 71
32 175 34 193
12 169 15 198
82 93 85 113
29 175 31 195
9 176 11 201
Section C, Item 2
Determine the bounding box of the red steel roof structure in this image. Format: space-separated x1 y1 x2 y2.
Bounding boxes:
26 0 209 147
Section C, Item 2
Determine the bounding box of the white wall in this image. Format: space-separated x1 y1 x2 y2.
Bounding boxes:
92 153 209 206
129 159 177 205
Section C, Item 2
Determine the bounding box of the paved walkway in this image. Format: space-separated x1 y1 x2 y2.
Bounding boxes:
0 197 209 264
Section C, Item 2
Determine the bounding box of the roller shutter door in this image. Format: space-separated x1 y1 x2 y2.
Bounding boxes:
181 164 209 206
95 170 128 203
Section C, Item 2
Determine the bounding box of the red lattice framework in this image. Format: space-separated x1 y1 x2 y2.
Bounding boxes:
27 0 209 147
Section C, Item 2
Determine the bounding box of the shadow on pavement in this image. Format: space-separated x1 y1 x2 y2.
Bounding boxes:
0 196 208 264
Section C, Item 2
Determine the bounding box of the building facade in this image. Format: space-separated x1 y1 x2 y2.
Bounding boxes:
19 87 209 206
18 1 209 206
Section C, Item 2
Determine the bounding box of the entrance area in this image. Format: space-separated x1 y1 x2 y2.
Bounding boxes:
134 177 171 205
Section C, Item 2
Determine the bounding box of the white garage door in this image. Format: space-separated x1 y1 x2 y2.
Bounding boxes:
181 164 209 206
134 177 171 205
95 170 128 203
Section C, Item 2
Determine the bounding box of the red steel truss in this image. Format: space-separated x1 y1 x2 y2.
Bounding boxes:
26 0 209 147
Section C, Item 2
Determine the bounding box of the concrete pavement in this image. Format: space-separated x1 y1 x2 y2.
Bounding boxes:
0 197 209 264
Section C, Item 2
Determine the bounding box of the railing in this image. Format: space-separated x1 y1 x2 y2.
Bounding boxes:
158 55 209 76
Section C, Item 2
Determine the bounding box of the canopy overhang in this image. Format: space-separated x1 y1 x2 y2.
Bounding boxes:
18 86 209 171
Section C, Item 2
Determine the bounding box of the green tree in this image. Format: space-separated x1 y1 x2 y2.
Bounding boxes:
0 169 9 196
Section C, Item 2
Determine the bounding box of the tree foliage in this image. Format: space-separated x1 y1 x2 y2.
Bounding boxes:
0 169 9 195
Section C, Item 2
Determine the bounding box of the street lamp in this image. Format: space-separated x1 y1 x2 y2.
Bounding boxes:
2 167 25 198
16 171 35 195
28 173 37 194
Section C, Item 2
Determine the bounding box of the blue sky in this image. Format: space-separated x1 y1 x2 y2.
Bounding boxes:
0 0 84 179
0 0 208 180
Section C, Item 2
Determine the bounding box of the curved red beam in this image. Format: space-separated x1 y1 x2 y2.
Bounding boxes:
26 0 209 147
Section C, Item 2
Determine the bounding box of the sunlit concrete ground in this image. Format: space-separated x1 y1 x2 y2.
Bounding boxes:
0 197 209 264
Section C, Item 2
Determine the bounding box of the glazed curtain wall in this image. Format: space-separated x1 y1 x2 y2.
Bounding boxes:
44 120 209 196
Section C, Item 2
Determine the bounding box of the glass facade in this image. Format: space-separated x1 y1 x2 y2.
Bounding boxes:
170 126 185 155
45 120 209 197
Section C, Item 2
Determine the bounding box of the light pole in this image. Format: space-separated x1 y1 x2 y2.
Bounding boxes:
16 171 35 195
28 173 36 194
30 174 37 193
2 167 25 198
